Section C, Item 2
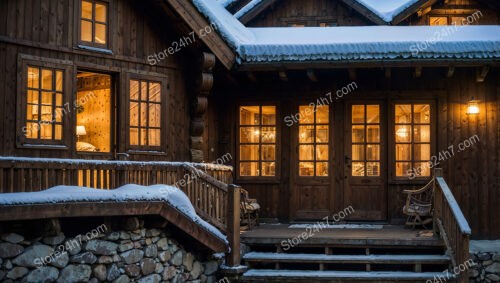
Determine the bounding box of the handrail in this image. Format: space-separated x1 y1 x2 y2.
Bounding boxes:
432 168 471 283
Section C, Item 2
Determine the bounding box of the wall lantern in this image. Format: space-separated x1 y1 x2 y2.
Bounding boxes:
466 98 480 115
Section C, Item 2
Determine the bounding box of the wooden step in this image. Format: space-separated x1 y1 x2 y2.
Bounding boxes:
243 252 451 264
242 269 457 282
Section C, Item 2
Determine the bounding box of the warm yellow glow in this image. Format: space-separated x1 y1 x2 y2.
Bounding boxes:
396 127 409 138
76 125 87 136
466 99 480 115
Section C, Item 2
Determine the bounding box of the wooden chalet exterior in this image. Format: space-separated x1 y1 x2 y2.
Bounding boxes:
0 0 499 282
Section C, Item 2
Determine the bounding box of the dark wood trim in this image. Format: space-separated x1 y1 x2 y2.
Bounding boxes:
0 201 227 252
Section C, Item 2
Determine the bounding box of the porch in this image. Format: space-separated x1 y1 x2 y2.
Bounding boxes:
0 157 471 282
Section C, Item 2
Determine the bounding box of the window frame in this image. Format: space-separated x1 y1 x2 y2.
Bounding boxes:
389 101 436 183
236 103 280 182
125 73 168 154
77 0 111 51
16 55 74 149
428 14 478 26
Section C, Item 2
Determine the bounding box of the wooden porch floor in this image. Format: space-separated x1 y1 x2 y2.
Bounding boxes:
241 224 443 247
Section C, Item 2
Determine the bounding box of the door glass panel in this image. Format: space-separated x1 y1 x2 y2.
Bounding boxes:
351 104 380 177
396 144 411 160
298 105 329 176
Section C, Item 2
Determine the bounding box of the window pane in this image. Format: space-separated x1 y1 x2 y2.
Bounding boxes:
55 107 63 122
40 123 52 139
95 3 107 22
240 106 260 125
95 23 106 44
299 162 314 176
261 106 276 125
26 123 38 138
130 80 139 100
41 91 52 105
451 17 467 25
240 145 259 160
140 81 148 101
261 127 276 143
352 145 365 161
28 67 39 89
54 125 62 140
396 144 411 160
130 127 138 145
352 105 364 123
316 162 328 176
316 125 328 143
55 71 63 92
148 104 161 128
140 103 147 127
395 125 411 142
414 162 431 177
81 20 92 42
352 162 365 176
395 104 411 123
130 102 139 126
414 144 431 161
316 145 328 160
41 69 53 90
414 125 430 142
240 127 259 143
316 105 329 124
55 93 63 107
261 145 275 160
414 104 430 124
396 162 412 177
140 128 147 146
148 129 160 146
149 82 161 102
81 0 93 19
367 125 380 142
298 106 314 124
240 162 258 176
26 104 39 120
367 144 380 161
366 105 379 123
40 106 53 121
429 16 448 26
367 162 380 176
299 126 314 143
262 162 275 176
352 125 365 143
299 145 314 160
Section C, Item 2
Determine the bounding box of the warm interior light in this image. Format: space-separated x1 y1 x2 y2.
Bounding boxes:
76 125 87 137
466 98 480 115
396 127 409 138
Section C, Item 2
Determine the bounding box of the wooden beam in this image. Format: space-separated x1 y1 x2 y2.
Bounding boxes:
446 66 455 78
414 66 422 78
391 0 436 25
348 68 357 81
239 0 280 24
306 69 318 82
476 66 490 83
278 71 288 81
417 6 432 17
385 68 391 79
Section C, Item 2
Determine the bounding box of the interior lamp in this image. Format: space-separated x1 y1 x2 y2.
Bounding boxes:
466 98 480 115
76 125 87 141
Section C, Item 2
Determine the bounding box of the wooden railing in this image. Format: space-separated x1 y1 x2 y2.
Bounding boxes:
0 156 242 266
433 168 472 283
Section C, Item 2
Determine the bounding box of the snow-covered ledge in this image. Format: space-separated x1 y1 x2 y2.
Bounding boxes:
469 240 500 282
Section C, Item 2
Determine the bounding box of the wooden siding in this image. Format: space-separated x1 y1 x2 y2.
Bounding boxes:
0 0 193 161
211 67 500 239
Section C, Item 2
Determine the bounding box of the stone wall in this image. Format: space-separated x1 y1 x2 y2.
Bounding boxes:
0 218 223 283
469 240 500 282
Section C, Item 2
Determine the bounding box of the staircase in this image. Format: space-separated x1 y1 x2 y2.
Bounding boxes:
239 225 457 282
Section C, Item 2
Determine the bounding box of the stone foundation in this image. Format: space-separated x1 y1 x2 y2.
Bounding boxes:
469 241 500 282
0 218 223 283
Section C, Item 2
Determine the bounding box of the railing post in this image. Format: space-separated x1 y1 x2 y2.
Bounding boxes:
433 168 442 235
226 184 241 267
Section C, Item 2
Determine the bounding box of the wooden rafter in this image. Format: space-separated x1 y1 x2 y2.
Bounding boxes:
279 71 288 81
446 66 455 78
414 66 422 78
476 66 490 83
238 0 280 24
307 69 318 82
348 68 357 81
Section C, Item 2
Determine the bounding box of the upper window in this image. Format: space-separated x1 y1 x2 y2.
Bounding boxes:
24 66 64 142
238 106 276 177
129 79 162 149
394 104 431 178
80 0 108 46
298 105 329 177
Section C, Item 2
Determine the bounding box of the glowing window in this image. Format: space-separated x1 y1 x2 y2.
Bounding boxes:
129 80 162 148
351 105 380 177
429 16 448 25
298 105 329 177
80 0 108 45
239 106 276 177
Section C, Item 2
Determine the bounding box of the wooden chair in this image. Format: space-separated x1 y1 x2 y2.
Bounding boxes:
403 179 435 229
240 188 260 230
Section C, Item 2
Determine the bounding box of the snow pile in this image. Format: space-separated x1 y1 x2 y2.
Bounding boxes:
355 0 420 22
234 0 264 19
0 184 227 243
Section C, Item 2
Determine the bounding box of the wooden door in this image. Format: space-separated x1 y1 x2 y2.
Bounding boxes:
291 104 333 219
344 103 387 220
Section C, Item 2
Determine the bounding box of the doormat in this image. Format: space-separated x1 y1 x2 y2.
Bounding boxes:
288 224 384 229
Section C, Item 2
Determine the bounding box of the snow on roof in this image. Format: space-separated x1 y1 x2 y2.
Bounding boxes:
234 0 264 19
0 184 227 243
192 0 500 65
216 0 239 7
355 0 420 23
